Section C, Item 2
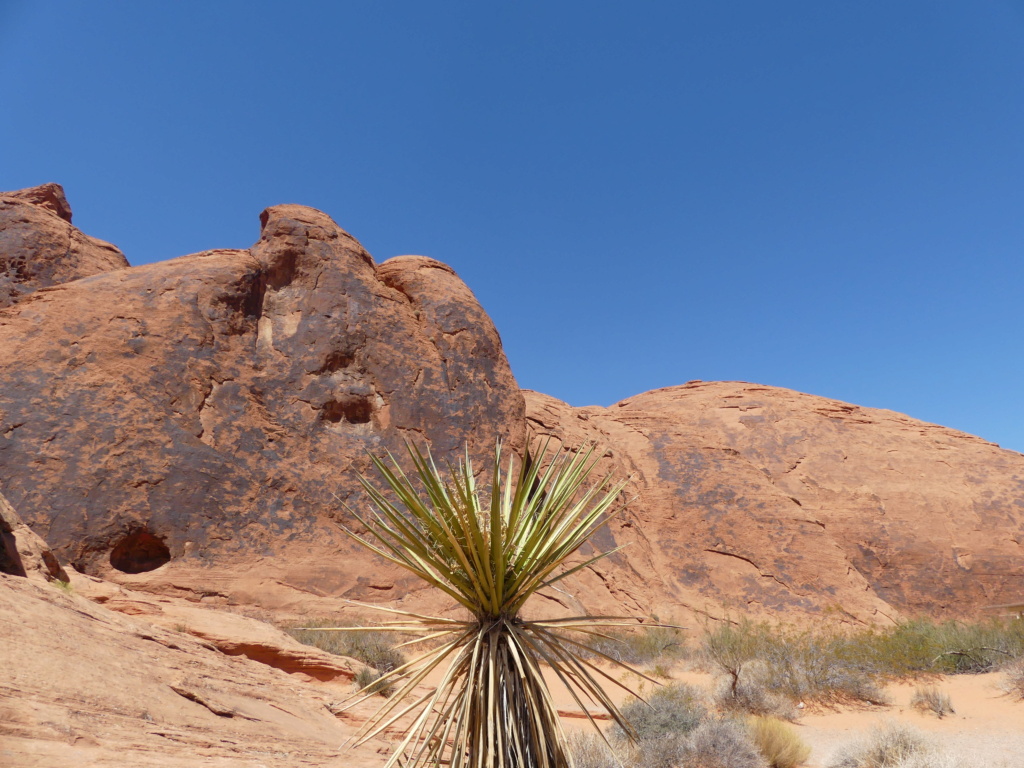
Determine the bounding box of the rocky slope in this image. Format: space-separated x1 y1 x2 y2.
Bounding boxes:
0 185 524 612
0 183 1021 626
525 384 1024 622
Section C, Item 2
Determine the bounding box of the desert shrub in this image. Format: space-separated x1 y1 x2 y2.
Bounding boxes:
701 615 1024 712
354 665 396 697
715 660 798 719
614 682 707 742
865 617 1024 675
286 618 405 675
1001 658 1024 698
827 723 933 768
702 621 886 710
909 685 954 718
622 718 765 768
629 732 692 768
684 718 767 768
564 731 621 768
580 624 689 668
611 684 772 768
748 716 811 768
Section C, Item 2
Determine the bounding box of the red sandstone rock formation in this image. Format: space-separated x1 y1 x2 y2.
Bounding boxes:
0 183 128 307
0 493 67 584
0 189 524 603
1 184 1021 626
0 570 389 767
524 383 1024 622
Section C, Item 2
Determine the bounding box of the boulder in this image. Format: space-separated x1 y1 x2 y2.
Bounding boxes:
0 183 128 307
0 492 68 583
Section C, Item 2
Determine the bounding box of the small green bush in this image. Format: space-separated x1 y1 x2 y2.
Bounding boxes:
700 615 1024 713
865 617 1024 675
748 716 811 768
909 685 954 718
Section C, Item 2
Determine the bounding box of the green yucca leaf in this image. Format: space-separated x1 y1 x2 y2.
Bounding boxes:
334 438 654 768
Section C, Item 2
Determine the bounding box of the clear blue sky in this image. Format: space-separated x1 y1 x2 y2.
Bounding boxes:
3 2 1024 452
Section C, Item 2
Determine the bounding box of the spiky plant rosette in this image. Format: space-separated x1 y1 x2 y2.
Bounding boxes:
329 439 652 768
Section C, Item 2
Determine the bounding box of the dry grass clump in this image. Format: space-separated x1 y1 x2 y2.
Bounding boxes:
287 618 405 674
563 731 619 768
580 624 689 669
748 716 811 768
1001 658 1024 698
909 685 954 718
827 723 933 768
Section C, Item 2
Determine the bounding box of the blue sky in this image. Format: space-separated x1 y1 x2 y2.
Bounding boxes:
3 2 1024 451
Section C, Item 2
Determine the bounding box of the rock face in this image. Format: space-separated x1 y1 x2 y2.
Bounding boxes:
0 183 128 307
0 195 525 594
0 571 387 768
1 184 1022 625
0 493 68 583
525 383 1024 622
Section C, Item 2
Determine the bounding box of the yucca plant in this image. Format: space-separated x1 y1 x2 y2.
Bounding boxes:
326 439 655 768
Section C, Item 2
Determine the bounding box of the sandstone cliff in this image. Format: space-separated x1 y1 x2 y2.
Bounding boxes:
1 183 1021 626
0 185 524 610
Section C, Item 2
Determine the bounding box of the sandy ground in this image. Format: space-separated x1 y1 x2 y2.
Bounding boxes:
797 672 1024 768
539 665 1024 767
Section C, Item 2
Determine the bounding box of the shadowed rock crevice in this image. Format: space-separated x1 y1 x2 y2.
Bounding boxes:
109 529 171 574
0 518 26 577
0 493 68 582
314 349 355 374
320 393 374 425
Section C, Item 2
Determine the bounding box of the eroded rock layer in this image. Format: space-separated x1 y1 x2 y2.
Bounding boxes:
1 184 1022 625
0 183 128 307
0 190 525 593
525 383 1024 622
